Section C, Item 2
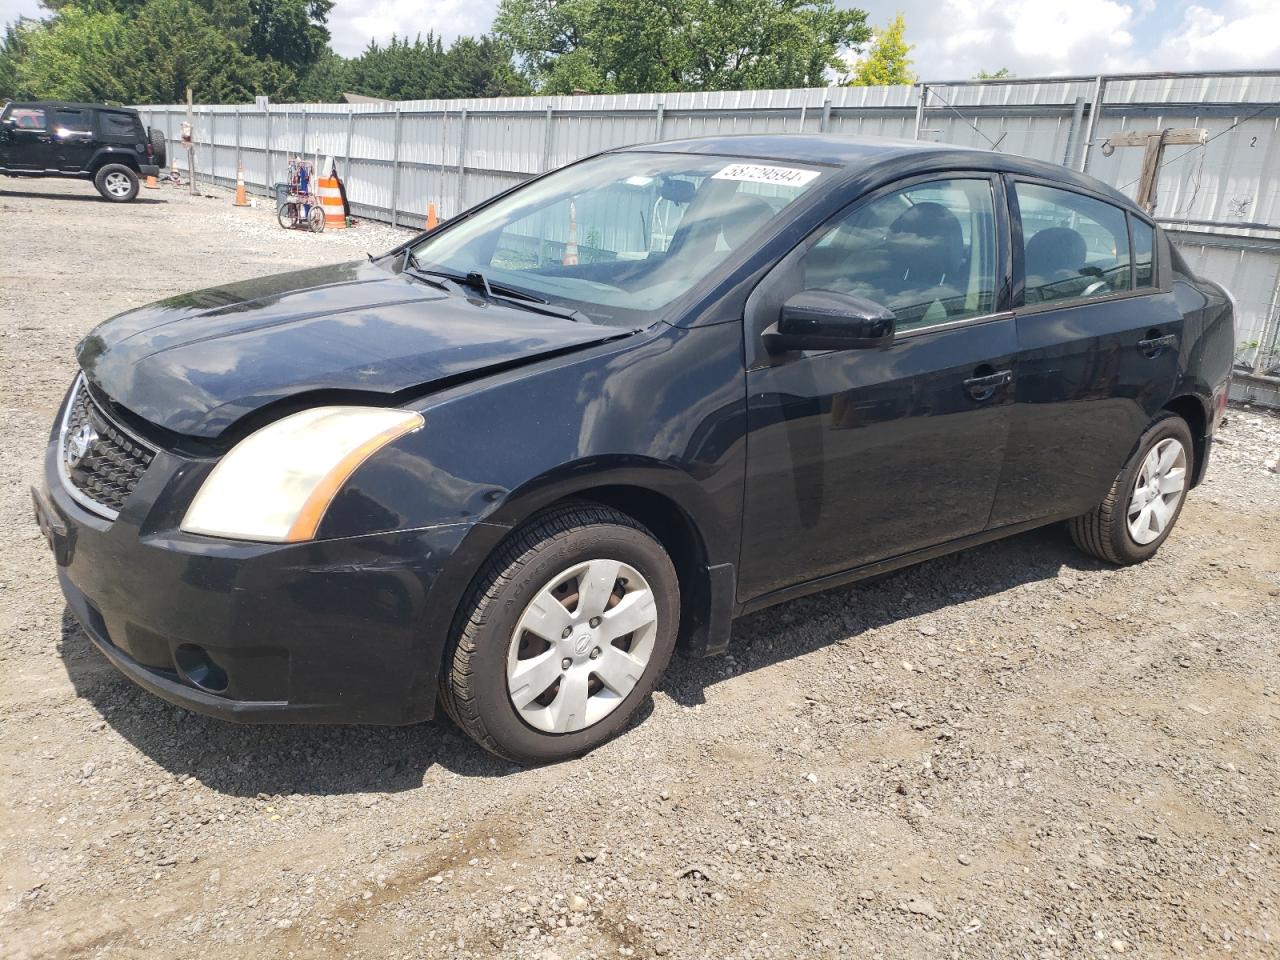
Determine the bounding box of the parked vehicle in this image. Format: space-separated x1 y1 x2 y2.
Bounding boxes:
0 101 163 202
34 135 1234 763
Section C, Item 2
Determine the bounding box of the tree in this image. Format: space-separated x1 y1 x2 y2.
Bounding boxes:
845 12 913 86
975 67 1014 80
495 0 871 94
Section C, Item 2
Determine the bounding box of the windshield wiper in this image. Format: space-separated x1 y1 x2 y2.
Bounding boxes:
409 266 590 323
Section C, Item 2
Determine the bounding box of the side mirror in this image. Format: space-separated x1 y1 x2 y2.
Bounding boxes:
763 289 896 354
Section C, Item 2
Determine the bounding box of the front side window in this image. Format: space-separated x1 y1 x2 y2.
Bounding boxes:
1016 182 1131 304
8 107 47 131
410 152 825 326
795 178 998 332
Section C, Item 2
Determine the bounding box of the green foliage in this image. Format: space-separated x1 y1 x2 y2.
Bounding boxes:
495 0 871 94
845 12 913 86
3 0 297 102
975 67 1014 80
295 32 528 102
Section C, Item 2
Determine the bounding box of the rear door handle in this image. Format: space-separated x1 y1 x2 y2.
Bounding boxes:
1138 333 1177 358
963 369 1013 401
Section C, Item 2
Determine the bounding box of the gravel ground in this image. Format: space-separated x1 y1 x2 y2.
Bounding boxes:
2 177 1279 960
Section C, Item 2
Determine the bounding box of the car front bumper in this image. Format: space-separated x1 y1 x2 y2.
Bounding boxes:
37 436 480 725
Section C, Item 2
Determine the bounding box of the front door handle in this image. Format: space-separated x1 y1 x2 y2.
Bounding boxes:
1138 333 1177 358
963 368 1013 402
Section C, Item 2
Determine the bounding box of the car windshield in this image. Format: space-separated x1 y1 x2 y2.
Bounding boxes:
407 151 826 326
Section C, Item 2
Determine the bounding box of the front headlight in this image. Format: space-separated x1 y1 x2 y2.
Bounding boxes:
181 406 424 543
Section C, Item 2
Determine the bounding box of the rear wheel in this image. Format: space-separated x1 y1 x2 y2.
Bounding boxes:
440 503 679 764
94 164 139 202
308 205 325 232
1069 413 1193 565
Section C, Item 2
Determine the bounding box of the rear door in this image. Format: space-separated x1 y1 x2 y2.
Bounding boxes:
52 106 97 171
738 174 1018 602
989 178 1182 527
0 104 54 171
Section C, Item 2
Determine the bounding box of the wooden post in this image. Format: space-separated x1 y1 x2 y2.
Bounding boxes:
186 87 197 196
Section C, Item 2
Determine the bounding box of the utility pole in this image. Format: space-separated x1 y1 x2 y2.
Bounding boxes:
1100 127 1208 215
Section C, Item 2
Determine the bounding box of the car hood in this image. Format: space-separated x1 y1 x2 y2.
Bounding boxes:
77 261 628 439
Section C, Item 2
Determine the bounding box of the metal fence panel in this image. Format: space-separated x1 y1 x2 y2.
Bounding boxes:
133 69 1280 402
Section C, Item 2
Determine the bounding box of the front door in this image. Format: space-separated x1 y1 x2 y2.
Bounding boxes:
739 175 1017 602
0 105 54 171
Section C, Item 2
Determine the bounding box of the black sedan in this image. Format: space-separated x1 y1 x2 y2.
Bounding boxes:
34 135 1235 763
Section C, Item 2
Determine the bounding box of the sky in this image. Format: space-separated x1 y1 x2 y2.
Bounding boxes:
2 0 1279 78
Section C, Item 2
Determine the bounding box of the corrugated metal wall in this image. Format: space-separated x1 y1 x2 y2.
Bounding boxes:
135 69 1280 401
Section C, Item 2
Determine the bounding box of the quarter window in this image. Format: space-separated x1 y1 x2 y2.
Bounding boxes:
99 112 141 138
797 178 998 332
1016 182 1131 304
1131 216 1155 289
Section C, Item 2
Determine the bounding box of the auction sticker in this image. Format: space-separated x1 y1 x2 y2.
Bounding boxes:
711 163 820 187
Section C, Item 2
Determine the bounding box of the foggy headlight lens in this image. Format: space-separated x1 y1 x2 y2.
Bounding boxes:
181 406 424 543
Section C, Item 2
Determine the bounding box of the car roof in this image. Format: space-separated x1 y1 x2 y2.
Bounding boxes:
624 134 1140 213
13 101 138 113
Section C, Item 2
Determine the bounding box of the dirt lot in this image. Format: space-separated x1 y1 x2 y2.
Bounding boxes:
2 177 1279 960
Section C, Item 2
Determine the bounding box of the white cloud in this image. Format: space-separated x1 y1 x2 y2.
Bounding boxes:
327 0 500 56
1160 0 1280 69
873 0 1147 79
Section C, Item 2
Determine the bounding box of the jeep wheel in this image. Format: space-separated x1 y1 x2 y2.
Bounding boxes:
440 503 680 765
94 164 139 202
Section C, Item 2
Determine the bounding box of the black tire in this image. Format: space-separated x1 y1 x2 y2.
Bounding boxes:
308 205 325 232
277 201 298 229
148 128 167 169
1069 413 1194 565
440 502 680 765
93 164 139 202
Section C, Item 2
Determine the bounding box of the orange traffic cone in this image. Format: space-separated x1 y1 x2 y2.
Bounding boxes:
562 201 579 266
426 201 438 230
144 174 158 189
233 165 250 207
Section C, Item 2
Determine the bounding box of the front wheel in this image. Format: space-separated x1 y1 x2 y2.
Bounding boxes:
94 164 139 202
440 503 679 765
1069 413 1194 565
277 201 298 229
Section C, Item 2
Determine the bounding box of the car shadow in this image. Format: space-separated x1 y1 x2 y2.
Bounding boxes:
663 523 1099 707
0 187 166 204
56 524 1097 797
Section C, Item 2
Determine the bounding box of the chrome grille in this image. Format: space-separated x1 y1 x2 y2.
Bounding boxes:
58 376 156 518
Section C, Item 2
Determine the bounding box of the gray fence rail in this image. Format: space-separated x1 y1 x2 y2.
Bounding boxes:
136 69 1280 405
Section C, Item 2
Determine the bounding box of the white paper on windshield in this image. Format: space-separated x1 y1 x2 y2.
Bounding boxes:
711 163 820 187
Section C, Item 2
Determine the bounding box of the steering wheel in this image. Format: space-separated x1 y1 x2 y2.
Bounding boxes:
1081 279 1109 298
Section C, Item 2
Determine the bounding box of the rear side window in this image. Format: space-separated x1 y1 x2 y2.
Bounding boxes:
99 112 142 139
54 109 92 134
1131 216 1156 289
8 107 46 131
1016 182 1131 304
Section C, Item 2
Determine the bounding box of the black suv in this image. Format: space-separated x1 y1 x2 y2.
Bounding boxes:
0 101 164 202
